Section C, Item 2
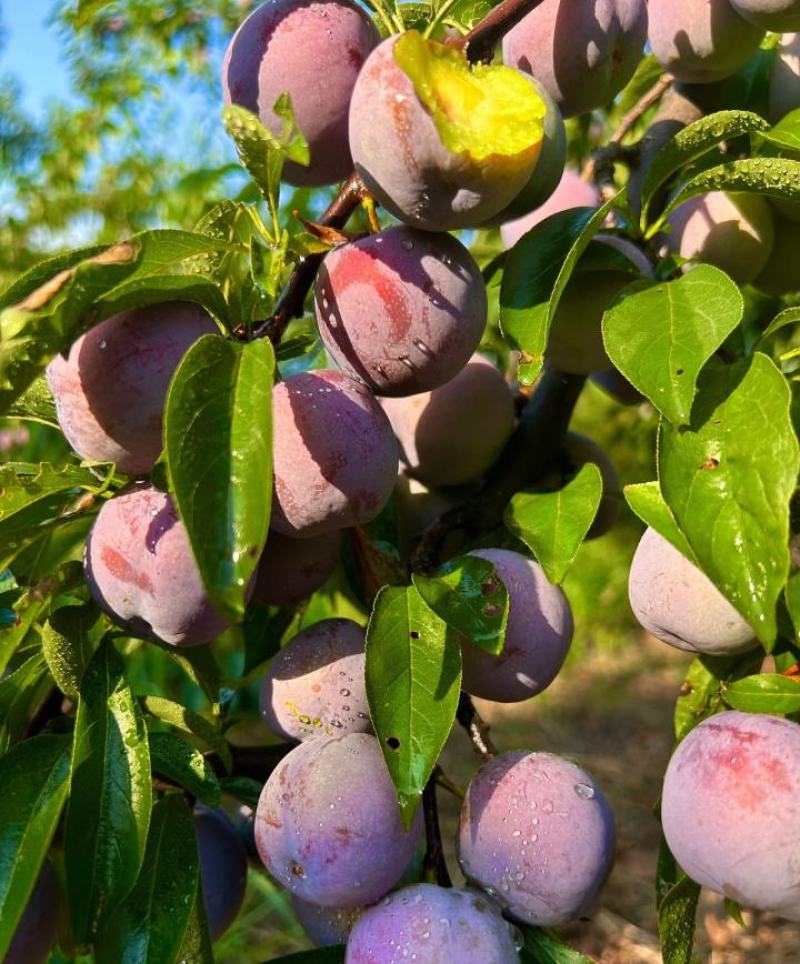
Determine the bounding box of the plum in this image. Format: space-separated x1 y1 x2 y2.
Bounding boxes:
252 529 342 606
754 213 800 295
459 548 573 704
661 711 800 920
648 0 764 84
381 355 515 487
502 0 648 119
5 861 59 964
84 482 229 647
394 476 461 558
195 806 248 942
344 884 521 963
349 31 547 230
589 368 644 406
254 733 422 907
260 618 369 741
222 0 378 186
458 750 615 927
730 0 800 29
770 32 800 122
292 895 361 946
665 191 775 285
628 527 756 655
500 168 600 250
314 227 487 397
46 301 217 475
563 433 621 539
271 370 398 538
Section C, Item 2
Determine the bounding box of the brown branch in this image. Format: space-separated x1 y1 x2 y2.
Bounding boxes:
422 778 452 887
455 0 547 64
456 693 497 761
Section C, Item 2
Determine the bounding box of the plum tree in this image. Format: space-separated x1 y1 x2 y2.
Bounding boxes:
292 895 361 947
271 370 398 538
314 227 487 397
563 433 621 539
770 32 800 122
502 0 648 119
251 529 342 606
500 168 600 250
221 0 378 186
459 548 573 703
195 806 248 942
661 711 800 920
46 301 217 475
458 751 615 927
381 355 515 488
665 191 775 285
254 733 422 907
344 884 521 963
648 0 764 83
590 368 644 406
5 862 59 964
730 0 800 29
349 31 547 230
628 527 756 655
84 482 229 647
260 618 369 741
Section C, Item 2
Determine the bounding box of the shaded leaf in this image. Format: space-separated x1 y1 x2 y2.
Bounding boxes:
149 732 222 806
143 695 232 773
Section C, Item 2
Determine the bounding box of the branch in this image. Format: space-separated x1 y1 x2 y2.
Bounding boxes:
422 778 452 887
456 693 497 761
455 0 547 64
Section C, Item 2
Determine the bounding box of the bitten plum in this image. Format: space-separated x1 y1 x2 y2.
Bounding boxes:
344 884 521 963
661 711 800 920
252 529 342 606
754 213 800 295
195 806 248 942
260 618 369 741
349 31 546 230
648 0 764 83
6 862 59 964
314 227 487 396
271 370 398 538
46 302 217 475
255 733 422 907
628 527 756 655
730 0 800 30
458 751 615 927
665 191 775 285
460 549 573 703
84 483 229 647
222 0 378 186
292 895 361 946
381 355 515 487
502 0 648 118
564 433 622 539
500 168 600 250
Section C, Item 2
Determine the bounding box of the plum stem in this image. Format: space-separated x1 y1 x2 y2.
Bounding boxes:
454 0 549 64
456 692 498 761
423 778 452 887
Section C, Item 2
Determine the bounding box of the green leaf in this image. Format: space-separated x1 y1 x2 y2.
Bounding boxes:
602 266 743 425
504 463 603 584
756 305 800 347
413 555 508 656
659 354 799 648
0 462 104 542
0 652 50 753
365 585 461 826
657 875 700 964
164 336 274 622
148 732 221 806
95 274 230 328
174 883 215 964
162 645 222 707
143 695 232 773
0 734 72 960
786 570 800 643
4 376 58 426
624 482 696 562
521 926 594 963
0 243 108 312
75 0 116 28
762 106 800 153
65 639 152 945
96 795 200 964
674 651 763 741
723 673 800 714
41 603 104 699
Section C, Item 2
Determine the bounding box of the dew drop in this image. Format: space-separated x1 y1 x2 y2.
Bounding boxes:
574 783 595 800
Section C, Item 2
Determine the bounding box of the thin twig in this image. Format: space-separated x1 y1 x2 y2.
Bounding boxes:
422 778 452 887
455 0 547 63
456 693 497 761
434 765 466 800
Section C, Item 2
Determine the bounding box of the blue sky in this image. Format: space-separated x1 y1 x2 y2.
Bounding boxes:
1 1 73 116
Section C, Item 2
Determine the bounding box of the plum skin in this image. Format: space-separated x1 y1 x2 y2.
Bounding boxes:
5 861 59 964
195 807 248 942
222 0 378 187
252 529 342 606
460 548 573 703
628 527 756 655
46 301 217 475
458 750 615 927
255 733 422 907
270 370 399 539
770 32 800 123
662 711 800 920
84 482 229 647
344 884 521 963
730 0 800 30
315 227 487 397
292 895 361 947
260 618 370 742
501 168 599 250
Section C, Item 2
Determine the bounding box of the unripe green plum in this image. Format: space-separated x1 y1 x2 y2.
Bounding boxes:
730 0 800 30
46 302 217 475
260 618 369 741
770 32 800 122
292 895 361 946
349 31 547 230
648 0 764 83
460 548 573 703
255 733 422 907
662 711 800 920
84 483 230 647
222 0 379 186
344 884 521 963
314 227 487 397
628 527 756 655
502 0 648 119
252 529 342 606
458 751 615 926
563 433 621 539
271 370 398 538
501 168 599 250
754 212 800 295
665 191 775 285
381 355 515 487
5 862 59 964
195 807 248 942
590 368 644 406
